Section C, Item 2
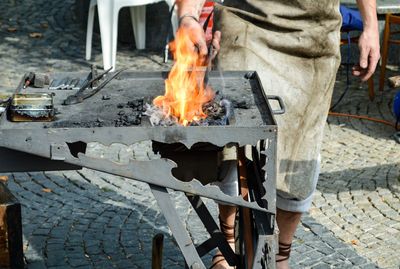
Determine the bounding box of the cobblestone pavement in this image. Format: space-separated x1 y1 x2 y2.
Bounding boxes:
0 0 399 268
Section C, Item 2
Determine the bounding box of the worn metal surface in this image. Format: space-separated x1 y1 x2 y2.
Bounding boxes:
0 147 81 173
0 71 276 129
0 71 278 212
0 71 278 268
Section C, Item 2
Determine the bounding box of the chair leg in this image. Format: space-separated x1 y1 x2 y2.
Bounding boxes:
97 0 114 71
85 0 97 60
368 76 375 101
111 5 121 71
379 13 391 92
164 0 178 34
170 5 179 34
130 5 146 50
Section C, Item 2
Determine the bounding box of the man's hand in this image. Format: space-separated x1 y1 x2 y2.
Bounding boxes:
179 16 221 59
354 0 380 81
352 27 380 81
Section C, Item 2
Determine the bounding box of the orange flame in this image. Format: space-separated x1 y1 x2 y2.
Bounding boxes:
153 27 214 126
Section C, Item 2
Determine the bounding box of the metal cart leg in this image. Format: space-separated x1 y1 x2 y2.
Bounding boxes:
150 184 205 269
186 194 239 267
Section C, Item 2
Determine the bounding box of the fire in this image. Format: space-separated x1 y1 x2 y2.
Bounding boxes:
153 27 214 126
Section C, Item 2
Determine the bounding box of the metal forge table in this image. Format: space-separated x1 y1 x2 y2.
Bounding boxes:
0 71 281 269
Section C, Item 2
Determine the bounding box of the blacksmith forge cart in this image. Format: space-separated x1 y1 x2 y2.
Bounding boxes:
0 70 283 269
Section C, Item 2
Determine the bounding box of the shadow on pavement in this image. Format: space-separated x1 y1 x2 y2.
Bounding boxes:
6 170 200 268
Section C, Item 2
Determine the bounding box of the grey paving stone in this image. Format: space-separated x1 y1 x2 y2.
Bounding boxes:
1 1 399 268
310 263 331 269
27 261 47 269
46 243 65 251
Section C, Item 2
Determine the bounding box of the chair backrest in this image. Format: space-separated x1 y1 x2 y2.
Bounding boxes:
394 91 400 120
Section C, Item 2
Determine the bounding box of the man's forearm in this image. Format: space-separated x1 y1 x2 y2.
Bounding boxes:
356 0 378 31
176 0 206 19
353 0 380 80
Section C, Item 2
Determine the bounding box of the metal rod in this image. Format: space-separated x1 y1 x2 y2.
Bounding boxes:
152 233 164 269
150 185 205 269
238 147 255 269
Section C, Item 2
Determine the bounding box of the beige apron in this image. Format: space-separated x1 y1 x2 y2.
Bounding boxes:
215 0 342 200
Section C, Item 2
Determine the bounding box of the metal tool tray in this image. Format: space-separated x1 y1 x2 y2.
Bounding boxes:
0 70 281 269
0 71 277 140
0 70 279 208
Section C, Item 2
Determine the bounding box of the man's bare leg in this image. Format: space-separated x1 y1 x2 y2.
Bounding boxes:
212 204 237 269
276 208 302 269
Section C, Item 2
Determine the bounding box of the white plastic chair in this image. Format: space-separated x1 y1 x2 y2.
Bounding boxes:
85 0 177 71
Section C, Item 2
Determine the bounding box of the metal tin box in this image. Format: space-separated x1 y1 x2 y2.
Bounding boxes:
8 93 55 122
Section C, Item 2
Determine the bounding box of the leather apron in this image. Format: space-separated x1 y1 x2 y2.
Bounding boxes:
215 0 342 200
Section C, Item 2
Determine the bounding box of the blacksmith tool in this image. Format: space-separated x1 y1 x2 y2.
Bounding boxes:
202 9 214 89
23 72 35 89
203 44 213 89
50 77 68 90
70 78 80 90
90 64 99 88
49 77 80 90
48 79 60 90
63 67 126 105
21 72 50 89
33 73 50 88
60 77 71 90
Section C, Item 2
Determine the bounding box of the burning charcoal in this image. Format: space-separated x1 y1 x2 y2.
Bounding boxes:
96 117 104 123
127 100 139 108
232 100 250 109
144 103 177 126
115 119 122 127
102 94 111 100
144 100 232 126
197 99 233 126
114 110 142 126
94 121 103 127
126 115 137 124
203 101 226 120
127 99 144 112
117 103 124 109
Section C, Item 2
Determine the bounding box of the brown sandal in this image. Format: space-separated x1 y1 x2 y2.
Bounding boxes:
219 216 235 244
276 242 292 262
210 217 235 269
210 253 227 269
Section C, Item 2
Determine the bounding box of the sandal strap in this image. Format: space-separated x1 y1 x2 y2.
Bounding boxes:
279 242 292 248
219 216 235 240
277 242 292 262
219 217 235 230
210 216 236 269
210 253 226 269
